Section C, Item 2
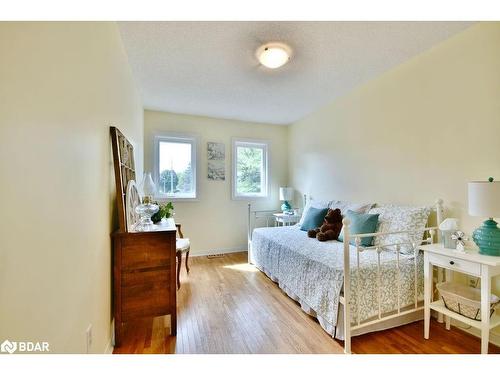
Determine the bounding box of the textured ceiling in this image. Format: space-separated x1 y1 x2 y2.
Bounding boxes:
118 21 473 125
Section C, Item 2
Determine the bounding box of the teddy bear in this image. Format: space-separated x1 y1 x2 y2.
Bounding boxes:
307 208 343 242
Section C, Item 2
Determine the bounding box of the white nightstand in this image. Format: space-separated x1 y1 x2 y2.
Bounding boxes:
419 243 500 354
273 213 300 226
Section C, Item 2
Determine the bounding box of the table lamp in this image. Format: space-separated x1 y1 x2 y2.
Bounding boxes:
279 187 294 214
468 177 500 256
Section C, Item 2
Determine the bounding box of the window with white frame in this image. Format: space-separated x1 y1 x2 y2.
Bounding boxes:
232 139 268 198
154 134 197 199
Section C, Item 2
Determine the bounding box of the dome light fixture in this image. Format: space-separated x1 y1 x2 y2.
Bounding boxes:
256 42 291 69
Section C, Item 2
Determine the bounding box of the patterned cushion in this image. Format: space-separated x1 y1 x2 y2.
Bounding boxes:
368 205 431 254
329 200 375 215
176 238 190 252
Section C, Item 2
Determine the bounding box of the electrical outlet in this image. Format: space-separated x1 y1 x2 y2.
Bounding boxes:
86 324 93 353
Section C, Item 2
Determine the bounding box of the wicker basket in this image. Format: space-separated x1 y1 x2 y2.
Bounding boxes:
437 282 500 321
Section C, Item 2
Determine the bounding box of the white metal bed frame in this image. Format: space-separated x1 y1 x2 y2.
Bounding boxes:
247 196 444 353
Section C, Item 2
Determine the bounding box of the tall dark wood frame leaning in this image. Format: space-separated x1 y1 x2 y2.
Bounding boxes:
110 127 177 347
110 126 136 232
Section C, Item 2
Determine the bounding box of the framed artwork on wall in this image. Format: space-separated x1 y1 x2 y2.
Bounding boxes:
207 142 225 160
208 160 225 180
207 142 225 181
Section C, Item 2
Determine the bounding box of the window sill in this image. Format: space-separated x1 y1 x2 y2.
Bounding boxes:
155 196 199 202
232 195 269 201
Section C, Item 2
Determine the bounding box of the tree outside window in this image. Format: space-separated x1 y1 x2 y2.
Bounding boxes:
155 136 197 199
233 139 268 198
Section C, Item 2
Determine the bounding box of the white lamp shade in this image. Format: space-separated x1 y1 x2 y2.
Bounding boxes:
468 181 500 217
279 187 294 201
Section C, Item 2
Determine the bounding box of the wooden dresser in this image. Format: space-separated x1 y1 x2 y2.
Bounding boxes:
110 127 177 347
112 228 177 347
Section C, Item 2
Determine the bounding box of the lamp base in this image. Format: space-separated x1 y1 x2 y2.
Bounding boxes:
281 201 292 214
472 219 500 256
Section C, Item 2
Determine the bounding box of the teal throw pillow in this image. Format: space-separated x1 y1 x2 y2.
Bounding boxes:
338 210 380 246
300 207 328 231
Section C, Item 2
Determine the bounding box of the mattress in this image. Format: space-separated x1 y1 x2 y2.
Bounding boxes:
251 225 423 338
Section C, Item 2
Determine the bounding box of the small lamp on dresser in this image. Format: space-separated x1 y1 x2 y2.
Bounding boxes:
468 177 500 256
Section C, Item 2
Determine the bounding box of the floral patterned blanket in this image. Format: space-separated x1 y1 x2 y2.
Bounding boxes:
251 225 423 336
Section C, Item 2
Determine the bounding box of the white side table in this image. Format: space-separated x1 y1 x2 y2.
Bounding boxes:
419 243 500 354
273 213 300 227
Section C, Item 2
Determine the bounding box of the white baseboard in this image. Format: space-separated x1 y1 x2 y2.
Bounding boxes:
104 339 114 354
104 319 115 354
190 245 247 257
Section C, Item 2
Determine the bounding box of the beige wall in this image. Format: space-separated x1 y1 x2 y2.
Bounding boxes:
288 22 500 337
289 22 500 234
0 22 143 353
144 110 288 254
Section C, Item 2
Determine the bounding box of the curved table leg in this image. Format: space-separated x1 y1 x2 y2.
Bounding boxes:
176 251 182 290
185 249 190 274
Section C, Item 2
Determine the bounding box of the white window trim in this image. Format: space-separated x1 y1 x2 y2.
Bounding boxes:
153 132 199 201
232 137 269 200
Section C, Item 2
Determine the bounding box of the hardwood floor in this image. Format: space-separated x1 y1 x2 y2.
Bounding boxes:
113 252 499 354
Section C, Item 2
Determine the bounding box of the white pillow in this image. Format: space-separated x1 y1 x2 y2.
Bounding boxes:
329 200 375 215
298 198 331 227
368 205 431 254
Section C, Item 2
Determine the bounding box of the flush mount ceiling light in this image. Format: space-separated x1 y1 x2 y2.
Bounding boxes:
256 42 291 69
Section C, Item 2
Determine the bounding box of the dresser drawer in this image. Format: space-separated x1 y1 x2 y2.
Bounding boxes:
122 267 170 287
121 238 172 271
112 230 177 338
428 252 481 276
121 269 172 320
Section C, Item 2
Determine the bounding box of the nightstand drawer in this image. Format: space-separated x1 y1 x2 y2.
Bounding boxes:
428 252 480 276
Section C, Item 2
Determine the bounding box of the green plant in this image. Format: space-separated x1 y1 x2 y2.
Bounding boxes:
151 201 174 223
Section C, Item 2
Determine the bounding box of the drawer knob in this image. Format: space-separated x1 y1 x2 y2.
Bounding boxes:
449 261 455 265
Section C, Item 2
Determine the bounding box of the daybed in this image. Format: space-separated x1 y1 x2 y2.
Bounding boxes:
248 197 444 353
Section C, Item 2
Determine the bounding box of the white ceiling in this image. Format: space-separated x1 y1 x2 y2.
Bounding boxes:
118 22 473 125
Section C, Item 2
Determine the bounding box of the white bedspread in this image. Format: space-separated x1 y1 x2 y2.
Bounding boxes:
251 225 423 337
